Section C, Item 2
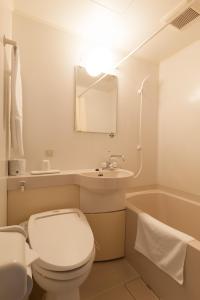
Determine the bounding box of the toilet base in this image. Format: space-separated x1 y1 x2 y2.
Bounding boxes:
44 289 80 300
32 250 95 300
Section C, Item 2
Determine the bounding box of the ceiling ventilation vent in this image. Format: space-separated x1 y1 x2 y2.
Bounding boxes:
171 7 200 29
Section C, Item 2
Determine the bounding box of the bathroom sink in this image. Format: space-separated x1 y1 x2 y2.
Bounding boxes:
79 169 134 213
79 169 133 191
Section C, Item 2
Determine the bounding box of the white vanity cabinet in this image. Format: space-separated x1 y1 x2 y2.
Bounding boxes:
85 210 125 261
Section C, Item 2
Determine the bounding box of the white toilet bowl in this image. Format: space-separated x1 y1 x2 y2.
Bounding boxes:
28 209 95 300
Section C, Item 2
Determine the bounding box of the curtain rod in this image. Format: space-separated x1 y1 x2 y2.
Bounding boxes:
78 0 192 98
78 24 167 98
3 35 17 47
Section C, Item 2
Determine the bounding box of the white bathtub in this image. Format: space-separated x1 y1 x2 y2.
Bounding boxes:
125 190 200 300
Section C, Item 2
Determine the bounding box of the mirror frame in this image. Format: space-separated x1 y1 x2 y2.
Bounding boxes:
74 65 118 135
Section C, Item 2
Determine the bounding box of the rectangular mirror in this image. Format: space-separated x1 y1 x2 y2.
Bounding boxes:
75 66 118 134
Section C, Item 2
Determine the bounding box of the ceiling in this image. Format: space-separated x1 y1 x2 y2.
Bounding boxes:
13 0 200 63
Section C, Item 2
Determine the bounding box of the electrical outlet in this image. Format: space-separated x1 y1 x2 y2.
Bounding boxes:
45 149 54 157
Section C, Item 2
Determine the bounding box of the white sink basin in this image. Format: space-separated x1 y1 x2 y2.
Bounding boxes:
79 169 133 191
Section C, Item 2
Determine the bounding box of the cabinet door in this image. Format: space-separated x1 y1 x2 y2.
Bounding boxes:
85 210 125 261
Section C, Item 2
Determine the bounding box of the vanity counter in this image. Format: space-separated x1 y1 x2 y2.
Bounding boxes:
7 170 92 191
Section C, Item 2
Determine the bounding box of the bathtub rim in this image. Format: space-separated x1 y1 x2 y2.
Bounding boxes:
126 189 200 210
125 189 200 250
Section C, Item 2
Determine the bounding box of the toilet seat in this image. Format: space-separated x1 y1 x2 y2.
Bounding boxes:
32 248 95 281
28 208 94 272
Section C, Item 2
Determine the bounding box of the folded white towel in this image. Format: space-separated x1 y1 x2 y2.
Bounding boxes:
135 213 194 284
11 46 24 157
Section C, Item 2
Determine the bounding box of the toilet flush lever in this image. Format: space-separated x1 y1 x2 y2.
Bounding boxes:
19 181 26 192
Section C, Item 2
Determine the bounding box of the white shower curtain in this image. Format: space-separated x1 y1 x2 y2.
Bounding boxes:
10 46 24 157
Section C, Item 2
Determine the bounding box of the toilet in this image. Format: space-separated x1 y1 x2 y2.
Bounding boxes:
28 208 95 300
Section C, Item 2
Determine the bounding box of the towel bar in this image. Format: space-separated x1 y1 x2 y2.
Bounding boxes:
3 35 17 47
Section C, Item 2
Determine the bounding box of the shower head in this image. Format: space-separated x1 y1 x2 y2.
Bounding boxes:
138 75 150 95
161 0 200 29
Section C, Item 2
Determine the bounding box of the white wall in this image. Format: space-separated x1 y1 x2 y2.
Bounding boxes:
13 13 159 187
0 0 13 226
158 40 200 195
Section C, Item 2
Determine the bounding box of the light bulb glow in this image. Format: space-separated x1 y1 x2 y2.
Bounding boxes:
83 47 114 77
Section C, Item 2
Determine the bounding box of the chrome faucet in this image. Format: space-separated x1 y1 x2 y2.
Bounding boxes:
102 154 125 170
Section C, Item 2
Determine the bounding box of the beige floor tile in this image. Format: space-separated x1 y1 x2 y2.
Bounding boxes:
80 259 139 300
93 285 135 300
29 259 139 300
126 279 159 300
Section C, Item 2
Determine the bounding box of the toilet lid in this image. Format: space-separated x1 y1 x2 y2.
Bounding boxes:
28 209 94 272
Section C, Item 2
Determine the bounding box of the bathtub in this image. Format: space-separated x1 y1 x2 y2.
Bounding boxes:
125 190 200 300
